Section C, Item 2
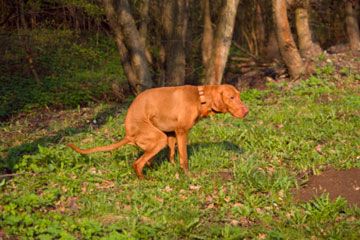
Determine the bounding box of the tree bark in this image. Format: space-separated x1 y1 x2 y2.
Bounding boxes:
139 0 152 64
265 29 281 60
272 0 305 79
294 0 322 58
205 0 240 85
102 0 153 94
255 0 266 56
201 0 213 69
17 0 41 85
162 0 189 86
345 0 360 50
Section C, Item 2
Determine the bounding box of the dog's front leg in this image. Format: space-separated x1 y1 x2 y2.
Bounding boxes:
175 129 189 175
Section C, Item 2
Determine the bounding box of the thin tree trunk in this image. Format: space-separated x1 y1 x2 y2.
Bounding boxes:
69 6 79 31
19 0 26 29
30 6 36 29
114 31 139 93
265 29 281 60
139 0 149 44
205 0 240 85
345 0 360 50
139 0 152 64
173 0 188 85
63 6 67 28
17 0 41 85
102 0 153 94
272 0 304 79
162 0 188 86
201 0 213 69
151 0 166 86
255 0 266 55
294 0 322 58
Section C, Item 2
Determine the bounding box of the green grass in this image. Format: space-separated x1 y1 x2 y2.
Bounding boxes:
0 70 359 239
0 29 125 119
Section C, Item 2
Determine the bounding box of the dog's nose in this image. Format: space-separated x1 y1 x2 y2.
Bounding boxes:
242 106 249 117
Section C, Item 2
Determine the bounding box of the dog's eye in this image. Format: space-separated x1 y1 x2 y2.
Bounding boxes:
230 96 235 100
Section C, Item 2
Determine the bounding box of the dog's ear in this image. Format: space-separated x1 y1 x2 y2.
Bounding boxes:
211 87 227 113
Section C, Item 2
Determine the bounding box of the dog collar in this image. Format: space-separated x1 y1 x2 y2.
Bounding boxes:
198 86 207 104
198 86 211 117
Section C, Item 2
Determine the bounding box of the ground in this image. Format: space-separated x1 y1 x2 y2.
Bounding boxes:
227 48 360 207
0 49 359 239
295 167 360 206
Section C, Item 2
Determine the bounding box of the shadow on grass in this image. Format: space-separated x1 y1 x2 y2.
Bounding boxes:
2 105 244 176
148 141 245 170
0 103 129 173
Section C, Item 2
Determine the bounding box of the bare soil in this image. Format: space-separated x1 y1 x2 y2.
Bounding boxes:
294 167 360 206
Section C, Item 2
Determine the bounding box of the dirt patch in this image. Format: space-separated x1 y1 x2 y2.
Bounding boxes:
294 167 360 206
214 170 234 181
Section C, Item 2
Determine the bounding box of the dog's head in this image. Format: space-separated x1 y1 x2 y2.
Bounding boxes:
211 84 248 118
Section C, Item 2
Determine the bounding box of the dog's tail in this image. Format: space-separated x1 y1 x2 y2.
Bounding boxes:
67 137 130 154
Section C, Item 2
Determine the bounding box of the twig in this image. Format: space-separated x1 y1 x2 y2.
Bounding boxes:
0 172 30 178
232 41 259 60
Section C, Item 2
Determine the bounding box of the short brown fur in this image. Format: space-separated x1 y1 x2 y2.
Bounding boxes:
68 84 248 179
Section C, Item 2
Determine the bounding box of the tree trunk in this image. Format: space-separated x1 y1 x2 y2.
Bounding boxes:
201 0 213 69
102 0 153 94
294 0 322 58
345 0 360 50
162 0 189 86
17 0 41 85
272 0 304 79
255 0 266 56
139 0 152 64
265 29 281 60
205 0 240 85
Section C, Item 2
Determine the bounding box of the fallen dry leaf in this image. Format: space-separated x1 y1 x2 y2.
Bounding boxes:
206 195 213 203
141 216 153 224
266 166 275 175
179 194 188 200
189 185 201 191
230 219 239 226
0 229 6 239
256 208 264 214
315 144 323 154
123 205 132 211
155 196 164 203
67 197 79 211
164 185 173 192
55 196 79 213
81 182 88 193
278 189 285 200
89 167 98 174
206 203 215 209
61 186 68 193
175 173 180 180
258 233 267 239
96 180 115 189
239 216 252 227
233 202 244 208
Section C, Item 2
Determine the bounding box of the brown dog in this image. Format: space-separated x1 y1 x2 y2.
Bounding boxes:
68 84 248 179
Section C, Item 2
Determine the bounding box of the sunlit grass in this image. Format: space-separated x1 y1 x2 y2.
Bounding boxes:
0 70 359 239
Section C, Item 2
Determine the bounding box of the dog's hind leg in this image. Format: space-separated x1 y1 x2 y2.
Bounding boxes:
132 125 168 179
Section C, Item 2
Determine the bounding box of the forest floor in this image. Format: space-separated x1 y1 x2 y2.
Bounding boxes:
0 50 359 239
230 49 360 208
